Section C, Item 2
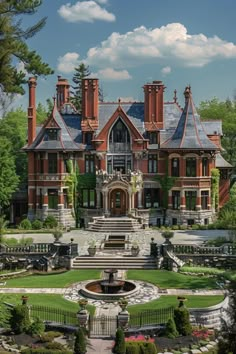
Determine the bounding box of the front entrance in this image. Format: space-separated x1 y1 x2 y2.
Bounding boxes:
110 189 126 216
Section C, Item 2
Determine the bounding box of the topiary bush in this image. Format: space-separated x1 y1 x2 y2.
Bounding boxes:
74 327 87 354
113 327 126 354
174 304 192 336
9 304 31 334
19 218 32 230
32 219 43 230
140 342 157 354
43 215 58 229
164 317 179 338
125 342 139 354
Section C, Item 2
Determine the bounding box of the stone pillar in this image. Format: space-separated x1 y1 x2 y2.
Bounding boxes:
117 310 130 330
137 189 143 208
103 190 109 216
96 189 101 209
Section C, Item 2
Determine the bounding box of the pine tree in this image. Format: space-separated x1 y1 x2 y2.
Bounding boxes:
0 0 53 96
74 327 87 354
113 327 126 354
71 63 91 112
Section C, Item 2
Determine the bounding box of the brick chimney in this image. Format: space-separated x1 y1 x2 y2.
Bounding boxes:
143 80 165 130
28 77 37 145
56 76 70 110
81 78 99 130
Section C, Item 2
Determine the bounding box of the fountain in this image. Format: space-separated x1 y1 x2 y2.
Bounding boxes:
79 268 138 300
100 269 125 294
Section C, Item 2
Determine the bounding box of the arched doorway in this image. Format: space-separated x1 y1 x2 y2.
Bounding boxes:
110 189 127 216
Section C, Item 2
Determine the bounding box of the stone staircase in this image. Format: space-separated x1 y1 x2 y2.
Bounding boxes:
87 217 143 233
71 255 156 269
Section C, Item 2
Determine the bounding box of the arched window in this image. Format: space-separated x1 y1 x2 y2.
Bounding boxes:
109 118 130 152
171 158 179 177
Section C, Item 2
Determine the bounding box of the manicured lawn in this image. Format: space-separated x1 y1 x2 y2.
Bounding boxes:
127 270 218 289
128 295 225 314
2 270 101 288
0 293 95 314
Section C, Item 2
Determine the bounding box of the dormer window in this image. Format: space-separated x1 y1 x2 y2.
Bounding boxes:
45 129 59 141
147 132 157 144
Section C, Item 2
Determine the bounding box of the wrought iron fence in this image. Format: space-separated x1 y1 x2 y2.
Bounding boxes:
30 305 78 326
129 306 174 328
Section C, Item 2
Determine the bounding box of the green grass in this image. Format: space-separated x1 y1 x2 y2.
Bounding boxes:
180 266 225 276
127 295 225 314
0 293 95 315
127 270 218 289
3 270 101 288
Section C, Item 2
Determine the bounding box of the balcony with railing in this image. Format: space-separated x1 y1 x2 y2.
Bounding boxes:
109 142 131 152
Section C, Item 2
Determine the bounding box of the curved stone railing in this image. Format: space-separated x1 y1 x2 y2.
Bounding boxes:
189 295 229 328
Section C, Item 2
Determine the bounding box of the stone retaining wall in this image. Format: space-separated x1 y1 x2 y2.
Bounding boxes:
189 295 229 328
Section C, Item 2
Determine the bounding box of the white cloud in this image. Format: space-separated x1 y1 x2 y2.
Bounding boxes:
58 1 115 23
57 52 80 73
85 23 236 68
161 66 171 75
95 0 108 3
16 61 27 74
91 68 131 80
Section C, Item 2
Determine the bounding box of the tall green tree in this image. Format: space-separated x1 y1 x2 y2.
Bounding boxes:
0 0 53 96
74 327 87 354
198 98 236 169
0 137 19 211
71 63 91 112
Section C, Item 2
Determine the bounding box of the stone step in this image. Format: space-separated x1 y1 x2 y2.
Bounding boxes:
87 216 143 233
71 256 156 269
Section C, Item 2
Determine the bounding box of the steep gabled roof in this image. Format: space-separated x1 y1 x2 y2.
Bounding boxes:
24 99 83 151
161 87 219 150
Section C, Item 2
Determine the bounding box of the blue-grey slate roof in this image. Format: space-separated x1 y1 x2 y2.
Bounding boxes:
26 97 223 152
161 94 219 150
215 153 232 168
26 107 82 151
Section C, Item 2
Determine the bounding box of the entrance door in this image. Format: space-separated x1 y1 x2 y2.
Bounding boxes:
110 189 126 216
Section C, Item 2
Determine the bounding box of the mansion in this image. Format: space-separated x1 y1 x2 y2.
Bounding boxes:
23 76 232 228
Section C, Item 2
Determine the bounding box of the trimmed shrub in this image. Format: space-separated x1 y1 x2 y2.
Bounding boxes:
125 342 139 354
40 331 61 343
32 219 43 230
174 305 192 336
43 215 58 229
46 342 65 350
28 317 45 336
139 342 157 354
9 304 31 334
19 218 32 230
74 327 87 354
164 317 178 338
113 327 126 354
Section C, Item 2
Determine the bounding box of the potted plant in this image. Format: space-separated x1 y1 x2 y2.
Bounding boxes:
87 239 96 256
78 298 88 311
131 241 140 256
118 298 128 312
52 226 63 243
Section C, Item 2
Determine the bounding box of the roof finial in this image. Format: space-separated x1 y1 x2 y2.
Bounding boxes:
173 89 177 103
184 85 191 103
118 98 121 106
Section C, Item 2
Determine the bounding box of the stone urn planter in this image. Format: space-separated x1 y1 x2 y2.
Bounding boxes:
131 242 140 256
87 239 96 256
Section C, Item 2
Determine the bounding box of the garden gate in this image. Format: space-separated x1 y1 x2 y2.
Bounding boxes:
88 315 118 337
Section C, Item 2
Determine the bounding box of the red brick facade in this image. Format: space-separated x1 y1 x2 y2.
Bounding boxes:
24 77 232 227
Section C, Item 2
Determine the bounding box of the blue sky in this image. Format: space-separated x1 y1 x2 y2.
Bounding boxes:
16 0 236 110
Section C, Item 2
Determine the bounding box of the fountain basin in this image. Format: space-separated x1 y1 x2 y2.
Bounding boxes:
79 279 139 301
